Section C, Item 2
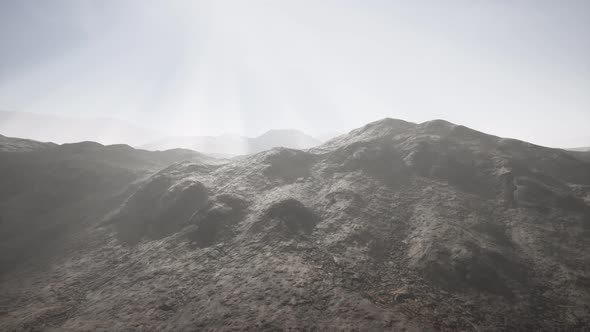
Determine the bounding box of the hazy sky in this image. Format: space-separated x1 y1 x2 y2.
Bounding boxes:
0 0 589 147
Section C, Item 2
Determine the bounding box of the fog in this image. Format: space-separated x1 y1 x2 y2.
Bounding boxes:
2 2 590 330
1 0 589 147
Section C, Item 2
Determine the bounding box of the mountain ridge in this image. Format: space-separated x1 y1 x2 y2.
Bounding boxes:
141 129 322 156
0 118 589 331
0 111 166 146
0 133 57 152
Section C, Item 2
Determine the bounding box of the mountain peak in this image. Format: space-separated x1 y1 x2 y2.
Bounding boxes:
315 118 416 151
367 117 416 126
262 128 304 134
419 119 456 128
258 129 309 138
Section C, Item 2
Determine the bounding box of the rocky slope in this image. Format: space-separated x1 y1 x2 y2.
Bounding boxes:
0 141 215 274
1 119 589 331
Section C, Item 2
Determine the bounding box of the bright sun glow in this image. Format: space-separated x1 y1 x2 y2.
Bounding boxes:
0 0 589 147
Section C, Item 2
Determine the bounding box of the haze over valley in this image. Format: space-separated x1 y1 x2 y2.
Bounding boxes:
0 111 326 154
1 1 589 331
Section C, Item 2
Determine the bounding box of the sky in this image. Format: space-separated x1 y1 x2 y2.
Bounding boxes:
0 0 589 147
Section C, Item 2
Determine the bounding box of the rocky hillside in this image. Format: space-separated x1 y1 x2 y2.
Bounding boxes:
0 141 214 274
1 119 589 331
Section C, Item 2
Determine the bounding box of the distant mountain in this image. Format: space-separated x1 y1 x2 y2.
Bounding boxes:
0 134 57 152
0 111 165 146
568 146 590 152
249 129 322 153
142 129 322 156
